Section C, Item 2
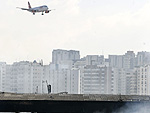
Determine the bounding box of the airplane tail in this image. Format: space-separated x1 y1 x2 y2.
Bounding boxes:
28 1 31 9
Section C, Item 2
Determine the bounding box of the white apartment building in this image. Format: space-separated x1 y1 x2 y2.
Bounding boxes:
117 68 126 95
80 65 117 94
85 55 104 65
136 51 150 66
49 49 81 94
109 55 123 68
11 61 32 93
49 63 70 93
49 63 80 94
52 49 80 67
42 65 50 94
123 51 135 69
73 57 86 69
110 68 118 94
126 69 137 95
4 61 46 94
0 62 7 92
80 65 101 94
70 68 80 94
5 65 12 92
137 65 150 95
111 68 137 95
31 61 44 94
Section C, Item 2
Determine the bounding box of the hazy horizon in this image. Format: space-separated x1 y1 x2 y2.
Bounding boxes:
0 0 150 64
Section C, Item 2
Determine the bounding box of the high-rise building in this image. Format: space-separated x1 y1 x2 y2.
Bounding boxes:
49 63 70 93
137 65 150 95
49 63 80 94
136 51 150 66
52 49 80 66
117 68 126 95
80 65 117 94
70 68 80 94
126 69 137 95
0 62 7 92
115 68 137 95
5 64 12 92
123 51 135 69
4 61 46 94
31 61 44 94
42 65 50 94
50 49 81 94
109 55 123 68
85 55 104 66
73 57 86 69
9 61 32 93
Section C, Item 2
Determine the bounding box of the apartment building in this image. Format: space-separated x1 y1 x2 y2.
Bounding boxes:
137 65 150 95
0 62 7 92
80 65 117 94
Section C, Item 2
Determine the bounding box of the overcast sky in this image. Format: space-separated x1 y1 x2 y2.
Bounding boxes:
0 0 150 64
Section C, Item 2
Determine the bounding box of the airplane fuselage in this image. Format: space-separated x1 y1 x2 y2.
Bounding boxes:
28 5 48 13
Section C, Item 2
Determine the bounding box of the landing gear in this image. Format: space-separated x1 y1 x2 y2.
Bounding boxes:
42 12 44 15
33 13 35 15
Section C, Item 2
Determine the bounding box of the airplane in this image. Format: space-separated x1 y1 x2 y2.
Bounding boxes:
17 1 54 15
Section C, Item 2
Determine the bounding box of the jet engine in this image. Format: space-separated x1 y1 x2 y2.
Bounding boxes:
32 10 37 12
45 10 49 13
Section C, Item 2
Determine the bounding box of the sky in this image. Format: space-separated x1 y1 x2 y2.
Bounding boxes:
0 0 150 64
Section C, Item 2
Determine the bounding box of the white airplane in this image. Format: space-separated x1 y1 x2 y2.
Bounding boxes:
17 1 54 15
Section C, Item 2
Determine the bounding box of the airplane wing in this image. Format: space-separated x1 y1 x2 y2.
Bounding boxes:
49 9 55 11
16 7 29 11
45 9 55 13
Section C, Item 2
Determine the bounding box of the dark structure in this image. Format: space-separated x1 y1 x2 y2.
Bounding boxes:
0 92 150 113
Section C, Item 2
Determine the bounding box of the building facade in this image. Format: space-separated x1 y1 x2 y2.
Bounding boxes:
80 65 117 94
137 65 150 95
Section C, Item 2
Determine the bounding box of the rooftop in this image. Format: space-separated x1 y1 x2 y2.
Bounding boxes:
0 92 150 101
